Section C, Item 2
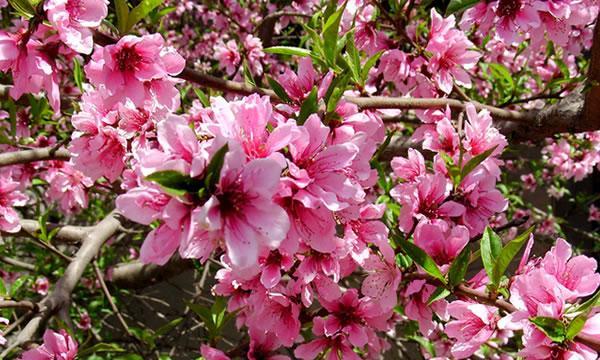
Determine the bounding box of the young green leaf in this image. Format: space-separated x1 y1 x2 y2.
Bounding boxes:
115 0 130 34
154 317 184 337
480 226 503 285
8 0 36 18
126 0 162 31
321 1 346 66
78 343 126 357
448 246 471 287
264 46 311 57
445 0 480 15
530 316 566 343
204 144 229 193
427 287 451 305
460 145 498 181
361 50 384 85
267 76 292 103
400 240 447 284
297 86 319 125
193 88 210 107
566 289 600 340
492 226 534 283
73 58 85 92
145 171 203 197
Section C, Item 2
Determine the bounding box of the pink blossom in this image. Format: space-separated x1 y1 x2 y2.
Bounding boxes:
34 277 50 296
521 173 537 191
445 301 499 359
493 0 541 43
379 50 410 85
76 311 91 330
589 205 600 223
540 238 600 299
361 253 401 312
214 40 241 76
44 0 109 54
192 151 290 273
85 34 185 101
276 58 333 104
41 162 93 214
200 344 231 360
0 317 8 346
243 35 265 75
20 329 78 360
69 125 127 182
295 317 361 360
404 280 448 336
0 174 28 233
246 289 300 347
414 220 470 268
391 149 426 182
426 10 481 94
391 173 465 233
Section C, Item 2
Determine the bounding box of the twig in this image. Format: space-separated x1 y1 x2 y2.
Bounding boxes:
0 256 35 271
0 300 37 311
92 261 132 336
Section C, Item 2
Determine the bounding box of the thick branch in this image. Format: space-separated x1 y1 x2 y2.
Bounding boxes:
0 147 70 167
17 219 88 244
109 256 194 289
0 300 37 311
7 212 121 351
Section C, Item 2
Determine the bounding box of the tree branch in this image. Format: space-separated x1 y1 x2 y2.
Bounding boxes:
5 212 122 353
0 147 70 167
109 256 195 289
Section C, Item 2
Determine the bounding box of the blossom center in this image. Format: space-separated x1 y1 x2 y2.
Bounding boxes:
115 46 143 73
496 0 522 18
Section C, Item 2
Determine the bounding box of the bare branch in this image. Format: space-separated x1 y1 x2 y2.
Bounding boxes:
0 147 70 167
92 261 132 336
5 212 121 353
109 256 194 289
0 300 37 311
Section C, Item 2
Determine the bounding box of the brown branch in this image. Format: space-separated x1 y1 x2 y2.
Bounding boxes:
92 261 132 336
0 256 36 271
109 256 194 289
0 300 37 311
5 212 122 353
18 219 88 244
0 147 70 167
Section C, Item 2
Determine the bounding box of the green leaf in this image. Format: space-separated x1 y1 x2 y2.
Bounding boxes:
445 0 480 15
566 314 587 340
448 246 471 287
154 317 184 337
322 1 347 66
203 144 229 194
566 289 600 340
77 343 126 357
361 50 384 85
297 86 319 125
145 171 203 197
115 0 130 34
264 46 311 57
73 58 84 92
126 0 162 31
492 226 534 284
242 60 256 87
8 0 36 18
193 88 210 107
480 226 503 285
576 289 600 314
399 240 446 284
114 354 144 360
530 316 566 343
460 145 498 181
0 278 6 297
427 287 451 305
267 76 292 103
440 152 461 186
